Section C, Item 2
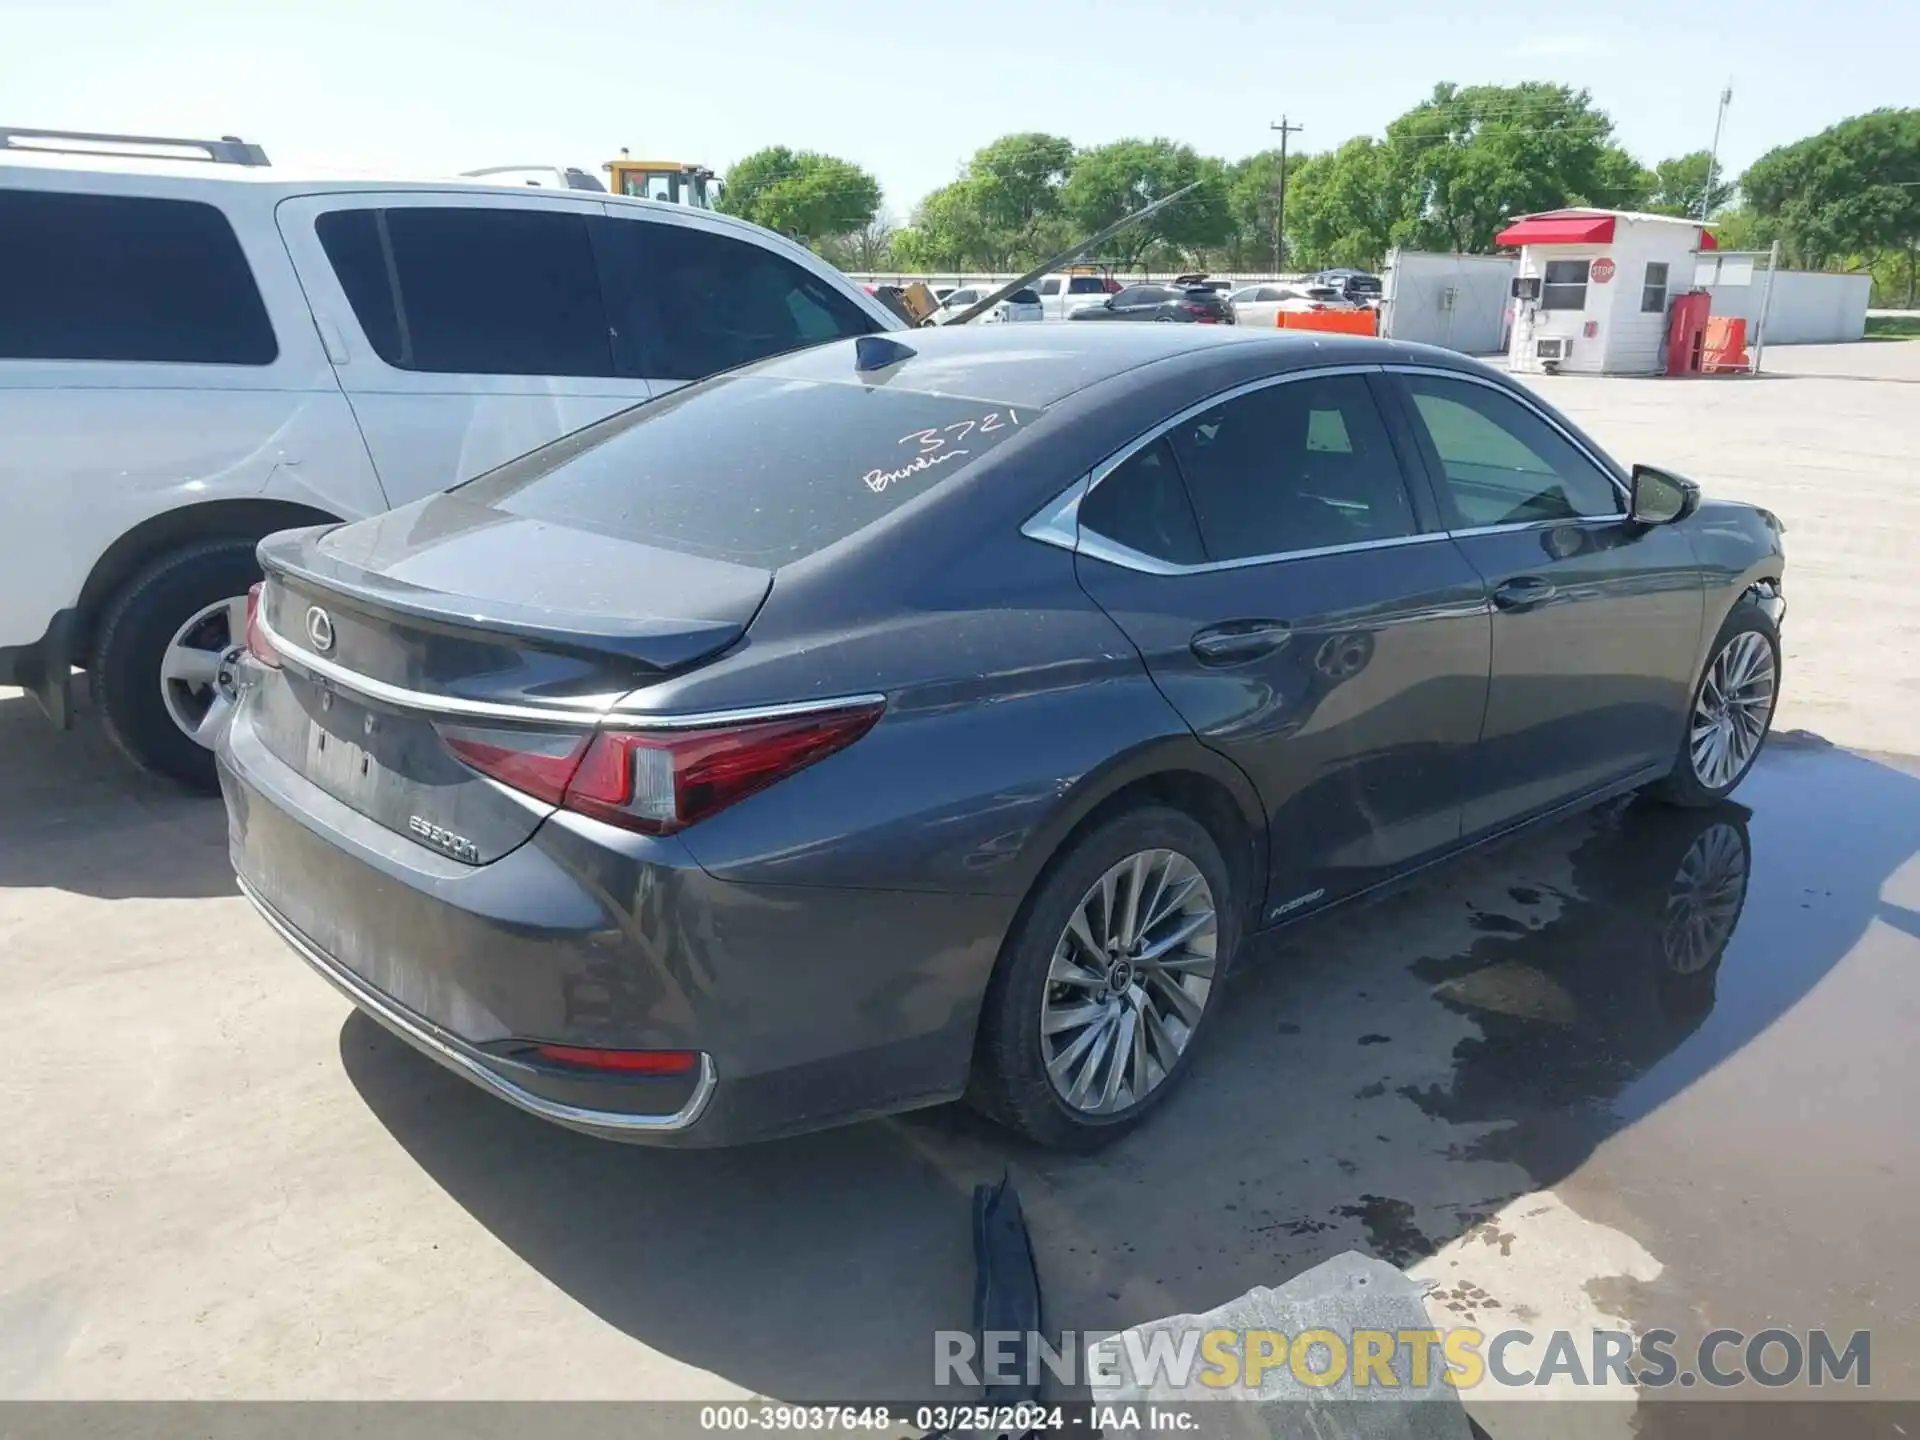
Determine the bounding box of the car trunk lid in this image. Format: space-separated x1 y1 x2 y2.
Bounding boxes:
248 497 772 862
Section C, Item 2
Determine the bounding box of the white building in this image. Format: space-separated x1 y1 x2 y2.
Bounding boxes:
1500 209 1717 375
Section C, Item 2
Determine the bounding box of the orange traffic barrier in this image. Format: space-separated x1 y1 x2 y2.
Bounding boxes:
1702 316 1750 373
1276 309 1378 337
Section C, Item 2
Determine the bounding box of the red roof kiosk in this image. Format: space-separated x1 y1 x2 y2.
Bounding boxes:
1500 209 1717 375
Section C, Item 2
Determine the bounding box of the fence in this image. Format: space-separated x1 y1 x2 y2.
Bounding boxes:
1698 253 1870 345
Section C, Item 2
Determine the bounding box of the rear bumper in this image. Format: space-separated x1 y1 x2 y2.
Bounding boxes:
240 877 717 1139
218 698 1010 1146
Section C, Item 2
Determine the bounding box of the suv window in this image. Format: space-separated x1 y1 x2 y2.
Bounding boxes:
1078 437 1206 566
1167 374 1419 561
606 221 878 381
1068 276 1109 294
0 190 276 365
317 207 614 376
460 377 1040 566
1401 374 1622 525
1037 278 1062 296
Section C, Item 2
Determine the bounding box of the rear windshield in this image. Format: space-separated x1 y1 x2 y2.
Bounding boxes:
457 376 1042 566
1007 288 1040 304
1068 276 1108 294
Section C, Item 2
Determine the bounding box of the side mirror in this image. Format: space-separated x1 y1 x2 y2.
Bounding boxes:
1630 464 1701 526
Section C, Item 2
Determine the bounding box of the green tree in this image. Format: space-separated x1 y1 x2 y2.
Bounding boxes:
964 132 1075 264
1644 150 1735 217
718 146 882 244
1741 108 1920 272
1385 82 1637 252
1225 149 1313 269
1283 139 1407 270
1060 138 1230 268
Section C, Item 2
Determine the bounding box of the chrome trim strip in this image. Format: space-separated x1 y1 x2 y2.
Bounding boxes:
241 877 716 1135
1378 362 1631 507
606 692 891 727
1019 360 1636 578
1079 528 1452 578
1020 474 1087 554
257 613 884 730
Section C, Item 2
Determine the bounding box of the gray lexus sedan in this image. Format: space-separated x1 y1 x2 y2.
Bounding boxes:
218 325 1786 1150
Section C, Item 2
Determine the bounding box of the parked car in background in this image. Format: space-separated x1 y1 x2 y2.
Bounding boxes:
0 125 894 787
1226 283 1357 328
1068 283 1232 324
220 323 1786 1151
1034 271 1119 320
1307 268 1384 305
931 285 1044 324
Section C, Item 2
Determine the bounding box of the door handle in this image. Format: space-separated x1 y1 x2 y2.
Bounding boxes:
1492 576 1558 611
1191 621 1291 665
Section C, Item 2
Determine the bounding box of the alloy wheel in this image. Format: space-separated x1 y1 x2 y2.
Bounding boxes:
159 594 250 748
1689 631 1775 790
1039 849 1218 1115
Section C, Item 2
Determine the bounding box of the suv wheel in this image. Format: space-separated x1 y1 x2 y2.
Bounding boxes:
969 806 1240 1149
91 539 261 791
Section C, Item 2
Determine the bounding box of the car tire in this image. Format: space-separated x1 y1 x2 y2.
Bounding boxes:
91 538 262 792
1649 596 1781 808
968 805 1240 1150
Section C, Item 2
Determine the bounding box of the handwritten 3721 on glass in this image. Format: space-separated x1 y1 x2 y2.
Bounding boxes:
865 409 1028 494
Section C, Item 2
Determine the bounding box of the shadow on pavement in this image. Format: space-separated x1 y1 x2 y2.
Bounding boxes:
0 690 232 900
336 741 1919 1403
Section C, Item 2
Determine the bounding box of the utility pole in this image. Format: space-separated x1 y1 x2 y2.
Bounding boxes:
1700 83 1733 220
1270 116 1304 274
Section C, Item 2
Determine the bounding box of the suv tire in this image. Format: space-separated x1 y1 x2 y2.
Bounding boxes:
91 539 262 791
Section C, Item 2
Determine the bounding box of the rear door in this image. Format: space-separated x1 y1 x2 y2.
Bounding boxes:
1384 368 1704 836
276 190 649 507
591 206 886 380
1070 368 1491 923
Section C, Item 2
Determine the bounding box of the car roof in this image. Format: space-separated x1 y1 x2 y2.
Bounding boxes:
751 323 1476 410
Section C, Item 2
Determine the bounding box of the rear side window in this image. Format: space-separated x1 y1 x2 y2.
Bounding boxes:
458 376 1040 566
316 207 615 376
1079 437 1206 566
600 220 878 382
1167 375 1419 561
0 190 276 364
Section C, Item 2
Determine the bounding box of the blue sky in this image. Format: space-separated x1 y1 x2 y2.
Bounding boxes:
7 0 1913 217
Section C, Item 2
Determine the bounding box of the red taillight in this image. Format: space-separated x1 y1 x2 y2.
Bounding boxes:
244 583 282 669
1309 302 1327 312
531 1044 698 1075
564 702 884 835
435 701 884 835
439 725 593 805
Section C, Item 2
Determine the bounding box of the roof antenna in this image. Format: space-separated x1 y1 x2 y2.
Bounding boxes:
855 334 916 372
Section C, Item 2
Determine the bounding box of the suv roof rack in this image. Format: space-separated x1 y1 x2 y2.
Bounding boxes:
1 125 270 167
462 165 606 193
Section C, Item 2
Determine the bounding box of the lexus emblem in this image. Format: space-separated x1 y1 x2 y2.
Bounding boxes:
305 606 335 654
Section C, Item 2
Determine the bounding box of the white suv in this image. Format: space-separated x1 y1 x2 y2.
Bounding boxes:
0 126 896 787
